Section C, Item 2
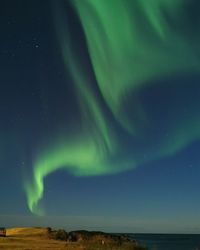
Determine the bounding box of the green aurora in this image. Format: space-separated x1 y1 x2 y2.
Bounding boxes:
25 0 200 214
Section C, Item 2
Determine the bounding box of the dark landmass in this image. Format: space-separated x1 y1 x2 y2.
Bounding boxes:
50 228 147 249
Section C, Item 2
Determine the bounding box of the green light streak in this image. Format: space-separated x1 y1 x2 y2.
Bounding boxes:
72 0 200 131
25 0 200 214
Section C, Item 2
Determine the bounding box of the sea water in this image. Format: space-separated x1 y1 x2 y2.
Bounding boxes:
130 234 200 250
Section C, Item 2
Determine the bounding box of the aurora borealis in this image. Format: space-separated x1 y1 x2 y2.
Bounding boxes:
1 0 200 232
24 0 200 215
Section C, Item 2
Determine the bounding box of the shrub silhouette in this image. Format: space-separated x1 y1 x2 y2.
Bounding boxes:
55 229 68 240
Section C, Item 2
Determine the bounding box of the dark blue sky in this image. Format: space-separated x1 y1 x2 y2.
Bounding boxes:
1 0 200 233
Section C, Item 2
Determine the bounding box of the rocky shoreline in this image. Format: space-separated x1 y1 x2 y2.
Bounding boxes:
49 228 147 249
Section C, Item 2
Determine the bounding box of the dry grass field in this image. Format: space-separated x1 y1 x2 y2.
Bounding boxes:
0 228 66 250
0 228 146 250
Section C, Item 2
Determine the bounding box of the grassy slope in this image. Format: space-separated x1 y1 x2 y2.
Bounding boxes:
0 228 66 250
0 228 146 250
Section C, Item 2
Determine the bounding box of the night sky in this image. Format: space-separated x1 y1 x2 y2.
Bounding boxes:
1 0 200 233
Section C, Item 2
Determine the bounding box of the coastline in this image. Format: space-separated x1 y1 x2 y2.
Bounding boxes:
0 227 146 250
